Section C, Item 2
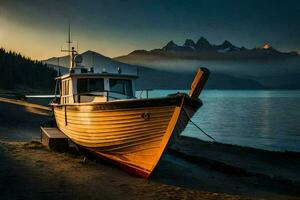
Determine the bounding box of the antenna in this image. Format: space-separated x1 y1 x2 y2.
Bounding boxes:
61 24 74 70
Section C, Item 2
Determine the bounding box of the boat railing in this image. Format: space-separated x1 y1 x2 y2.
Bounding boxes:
138 89 153 99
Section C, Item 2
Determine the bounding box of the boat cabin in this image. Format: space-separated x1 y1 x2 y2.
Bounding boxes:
56 66 137 104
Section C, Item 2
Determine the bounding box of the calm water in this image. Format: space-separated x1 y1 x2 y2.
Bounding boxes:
137 90 300 152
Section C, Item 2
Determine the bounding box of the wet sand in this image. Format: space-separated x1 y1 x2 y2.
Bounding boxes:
0 97 300 200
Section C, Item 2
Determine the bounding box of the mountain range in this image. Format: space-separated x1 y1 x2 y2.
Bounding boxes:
43 50 266 90
111 37 300 89
115 37 299 63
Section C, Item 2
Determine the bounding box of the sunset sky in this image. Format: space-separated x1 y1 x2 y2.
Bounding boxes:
0 0 299 60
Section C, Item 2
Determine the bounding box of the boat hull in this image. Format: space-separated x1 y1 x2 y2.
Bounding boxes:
51 95 201 178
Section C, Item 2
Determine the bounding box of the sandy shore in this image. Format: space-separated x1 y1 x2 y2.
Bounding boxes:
0 96 300 200
0 140 257 200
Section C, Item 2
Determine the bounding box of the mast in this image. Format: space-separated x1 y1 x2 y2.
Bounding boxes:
67 24 72 69
61 24 76 71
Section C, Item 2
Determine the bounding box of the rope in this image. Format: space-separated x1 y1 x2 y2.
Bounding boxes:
183 107 216 142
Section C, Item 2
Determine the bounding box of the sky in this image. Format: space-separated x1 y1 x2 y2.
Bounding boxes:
0 0 299 60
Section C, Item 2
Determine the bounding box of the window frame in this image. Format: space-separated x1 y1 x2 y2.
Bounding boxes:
77 78 105 94
109 78 133 97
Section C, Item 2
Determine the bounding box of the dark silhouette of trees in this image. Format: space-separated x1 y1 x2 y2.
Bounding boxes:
0 48 57 91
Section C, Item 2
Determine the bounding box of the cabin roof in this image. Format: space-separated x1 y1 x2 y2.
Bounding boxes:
56 72 139 80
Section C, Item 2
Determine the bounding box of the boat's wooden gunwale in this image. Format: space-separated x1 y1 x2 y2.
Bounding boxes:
54 112 172 121
50 95 183 108
55 109 174 117
54 109 173 120
54 111 174 119
54 106 174 117
54 112 172 120
54 115 171 129
54 114 172 125
54 114 173 124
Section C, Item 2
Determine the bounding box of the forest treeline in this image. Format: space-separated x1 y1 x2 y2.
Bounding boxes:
0 48 57 91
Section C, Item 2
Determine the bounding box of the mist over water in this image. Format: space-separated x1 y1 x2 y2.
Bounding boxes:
138 57 300 77
135 57 300 89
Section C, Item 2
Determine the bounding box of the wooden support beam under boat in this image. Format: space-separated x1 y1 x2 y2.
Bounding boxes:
40 127 69 152
189 67 210 99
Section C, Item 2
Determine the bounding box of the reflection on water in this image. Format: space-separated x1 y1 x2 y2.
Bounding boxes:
138 90 300 152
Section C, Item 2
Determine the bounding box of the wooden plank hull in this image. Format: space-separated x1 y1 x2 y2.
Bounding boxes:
51 95 201 178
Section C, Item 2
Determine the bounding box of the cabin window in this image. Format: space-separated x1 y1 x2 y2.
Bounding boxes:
109 79 133 97
77 78 104 94
77 79 88 94
61 79 71 104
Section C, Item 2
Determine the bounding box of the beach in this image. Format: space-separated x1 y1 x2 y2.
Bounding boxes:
0 97 300 200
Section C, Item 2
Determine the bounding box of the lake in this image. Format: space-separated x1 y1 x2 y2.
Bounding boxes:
138 90 300 152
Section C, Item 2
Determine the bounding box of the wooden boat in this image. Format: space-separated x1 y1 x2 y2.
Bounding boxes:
50 47 209 178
